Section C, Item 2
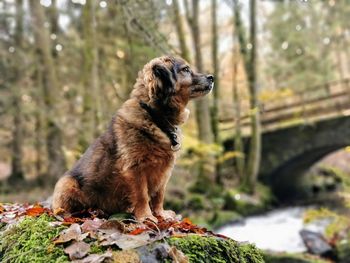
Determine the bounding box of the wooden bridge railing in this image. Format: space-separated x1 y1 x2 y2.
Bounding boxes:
220 78 350 133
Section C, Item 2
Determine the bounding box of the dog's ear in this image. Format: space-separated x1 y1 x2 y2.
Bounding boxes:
149 64 176 106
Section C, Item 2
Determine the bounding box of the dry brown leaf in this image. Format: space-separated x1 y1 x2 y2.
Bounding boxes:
168 246 189 263
99 219 125 233
64 241 91 260
100 232 151 250
54 223 88 244
81 218 105 232
72 250 113 263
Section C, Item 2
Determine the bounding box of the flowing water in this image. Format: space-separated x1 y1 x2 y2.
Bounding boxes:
217 206 329 253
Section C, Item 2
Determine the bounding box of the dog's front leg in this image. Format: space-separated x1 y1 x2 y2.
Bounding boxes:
129 172 158 223
151 186 176 220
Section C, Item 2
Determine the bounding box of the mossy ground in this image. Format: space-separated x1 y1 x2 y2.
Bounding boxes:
0 215 69 263
263 252 330 263
0 214 264 263
167 234 264 263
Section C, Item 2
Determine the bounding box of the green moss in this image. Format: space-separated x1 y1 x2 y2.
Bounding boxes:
0 215 263 263
0 215 69 263
167 234 264 263
263 252 329 263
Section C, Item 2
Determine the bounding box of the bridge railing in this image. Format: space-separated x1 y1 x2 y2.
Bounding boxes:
220 78 350 133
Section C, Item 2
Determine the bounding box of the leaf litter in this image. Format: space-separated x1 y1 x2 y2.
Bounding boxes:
0 203 226 262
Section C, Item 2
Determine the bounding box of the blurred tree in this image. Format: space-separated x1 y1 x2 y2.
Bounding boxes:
184 0 215 189
80 0 101 149
8 0 24 185
172 0 190 62
210 0 222 184
230 2 244 181
244 0 261 194
231 0 261 193
29 0 66 182
184 0 213 145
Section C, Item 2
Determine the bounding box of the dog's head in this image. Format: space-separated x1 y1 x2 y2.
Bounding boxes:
141 56 214 107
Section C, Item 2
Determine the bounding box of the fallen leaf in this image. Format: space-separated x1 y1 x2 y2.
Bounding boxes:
129 227 147 235
99 219 125 233
81 218 105 233
72 250 113 263
182 218 192 225
63 216 85 225
168 246 189 263
54 223 88 244
53 207 66 215
64 241 91 260
100 232 151 250
25 206 46 217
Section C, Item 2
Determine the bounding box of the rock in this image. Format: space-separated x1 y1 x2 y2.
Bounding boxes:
299 229 335 259
0 214 264 263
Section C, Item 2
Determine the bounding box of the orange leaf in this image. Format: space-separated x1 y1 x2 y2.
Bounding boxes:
182 218 193 225
129 228 147 235
25 206 46 217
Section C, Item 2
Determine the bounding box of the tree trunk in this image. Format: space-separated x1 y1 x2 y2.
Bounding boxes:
34 60 46 181
29 0 66 182
210 0 219 144
210 0 222 184
172 0 190 62
48 0 59 58
244 0 261 193
188 0 213 144
232 0 261 192
184 0 215 191
232 25 244 181
80 0 101 149
9 0 24 185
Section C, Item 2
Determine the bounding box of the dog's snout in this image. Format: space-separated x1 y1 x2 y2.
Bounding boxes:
206 75 214 82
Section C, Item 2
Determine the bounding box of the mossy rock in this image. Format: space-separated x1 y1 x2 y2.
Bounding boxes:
0 215 264 263
168 235 264 263
0 215 68 262
336 240 350 263
263 252 330 263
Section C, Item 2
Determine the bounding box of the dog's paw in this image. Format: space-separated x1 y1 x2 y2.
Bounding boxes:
137 214 158 224
155 209 176 220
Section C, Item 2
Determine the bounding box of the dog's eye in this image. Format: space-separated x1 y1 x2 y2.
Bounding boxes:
182 67 190 73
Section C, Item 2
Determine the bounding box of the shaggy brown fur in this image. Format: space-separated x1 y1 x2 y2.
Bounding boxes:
52 56 214 222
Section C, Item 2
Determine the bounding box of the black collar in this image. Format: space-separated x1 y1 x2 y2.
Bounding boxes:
139 101 181 151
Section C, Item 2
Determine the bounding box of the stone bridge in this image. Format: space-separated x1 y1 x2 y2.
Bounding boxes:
259 115 350 200
221 78 350 200
224 115 350 200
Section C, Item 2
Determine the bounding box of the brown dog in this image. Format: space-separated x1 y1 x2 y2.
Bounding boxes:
52 56 214 222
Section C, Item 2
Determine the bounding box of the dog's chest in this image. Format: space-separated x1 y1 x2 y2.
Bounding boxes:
148 158 174 194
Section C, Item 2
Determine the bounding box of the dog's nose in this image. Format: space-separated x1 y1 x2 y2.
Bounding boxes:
206 75 214 82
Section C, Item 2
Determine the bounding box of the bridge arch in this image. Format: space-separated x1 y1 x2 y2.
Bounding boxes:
259 115 350 201
267 145 346 201
224 115 350 201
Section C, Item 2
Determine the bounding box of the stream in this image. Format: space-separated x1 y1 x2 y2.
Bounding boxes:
217 206 329 253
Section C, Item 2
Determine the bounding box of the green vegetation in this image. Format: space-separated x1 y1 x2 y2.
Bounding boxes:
263 252 329 263
0 214 264 263
0 215 68 263
168 235 264 263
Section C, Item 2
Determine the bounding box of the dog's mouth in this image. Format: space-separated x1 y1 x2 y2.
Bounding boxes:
190 82 214 98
